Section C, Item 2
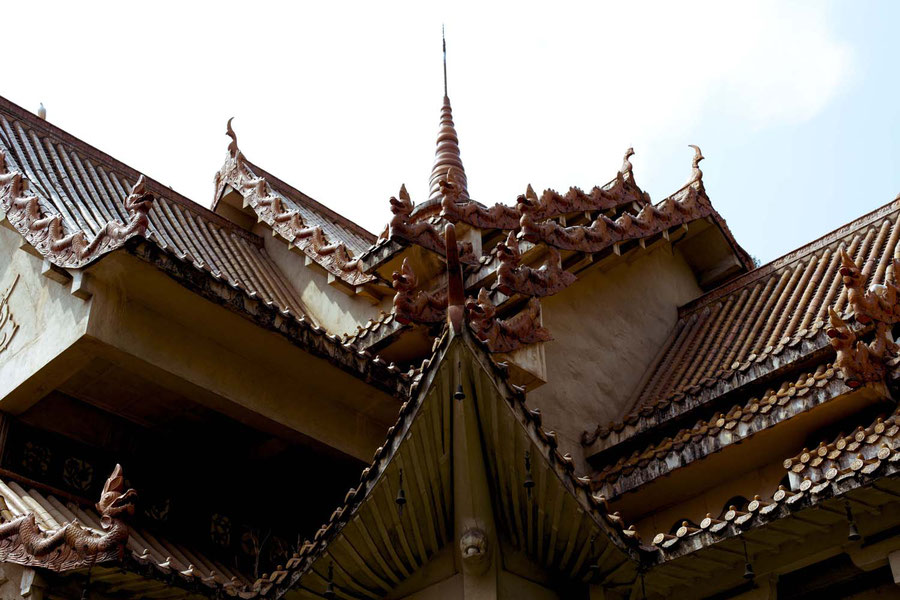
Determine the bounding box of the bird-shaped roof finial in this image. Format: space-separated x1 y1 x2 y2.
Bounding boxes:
226 117 240 160
687 144 704 185
37 103 46 120
620 147 635 181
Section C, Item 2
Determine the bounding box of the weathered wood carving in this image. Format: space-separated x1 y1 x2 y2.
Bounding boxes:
496 232 576 297
0 465 136 571
1 150 153 268
466 289 552 353
391 258 447 325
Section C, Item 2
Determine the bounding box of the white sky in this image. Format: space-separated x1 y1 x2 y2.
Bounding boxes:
5 1 896 263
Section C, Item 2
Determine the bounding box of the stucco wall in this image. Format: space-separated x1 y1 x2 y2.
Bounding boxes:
262 232 391 336
530 245 702 467
0 226 91 411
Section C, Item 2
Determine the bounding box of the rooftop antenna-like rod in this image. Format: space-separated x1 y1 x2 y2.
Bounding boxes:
442 24 448 97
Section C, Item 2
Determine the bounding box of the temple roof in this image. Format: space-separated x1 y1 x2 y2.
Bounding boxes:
0 95 411 398
592 197 900 448
0 468 250 597
0 96 307 316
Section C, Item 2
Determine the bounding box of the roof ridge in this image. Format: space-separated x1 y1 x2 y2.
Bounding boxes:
241 158 377 245
0 95 260 244
679 196 900 316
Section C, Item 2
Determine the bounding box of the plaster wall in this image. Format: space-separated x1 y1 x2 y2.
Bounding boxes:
262 232 391 336
0 226 91 412
530 244 702 465
81 252 397 461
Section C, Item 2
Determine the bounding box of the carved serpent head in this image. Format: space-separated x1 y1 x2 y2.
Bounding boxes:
96 464 137 523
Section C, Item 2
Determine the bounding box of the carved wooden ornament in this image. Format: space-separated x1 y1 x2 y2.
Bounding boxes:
0 465 137 572
0 150 153 268
496 232 576 297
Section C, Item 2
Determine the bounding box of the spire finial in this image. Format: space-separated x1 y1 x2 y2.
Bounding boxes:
442 24 448 97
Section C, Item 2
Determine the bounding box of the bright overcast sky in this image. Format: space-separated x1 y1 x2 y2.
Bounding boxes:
4 1 898 263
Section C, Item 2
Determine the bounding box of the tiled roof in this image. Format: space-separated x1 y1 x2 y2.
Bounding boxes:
0 95 412 397
648 407 900 555
592 363 843 498
213 122 380 287
0 96 308 317
235 159 375 256
0 473 250 595
608 198 900 442
250 329 643 598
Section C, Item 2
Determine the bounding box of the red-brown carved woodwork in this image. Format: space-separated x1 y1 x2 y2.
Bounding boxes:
0 465 136 571
389 185 477 264
826 308 893 388
216 120 372 285
495 232 576 297
1 150 153 268
519 184 711 252
391 258 447 325
466 289 551 353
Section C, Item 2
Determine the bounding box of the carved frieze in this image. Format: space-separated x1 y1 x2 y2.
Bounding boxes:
216 120 373 285
495 232 576 297
519 184 711 253
0 465 136 571
1 149 153 268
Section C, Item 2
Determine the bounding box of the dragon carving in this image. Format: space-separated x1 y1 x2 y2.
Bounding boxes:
466 289 552 353
825 249 900 388
391 258 448 325
0 464 137 571
1 149 153 268
519 184 710 253
214 120 372 285
389 184 477 264
839 248 900 324
826 308 893 388
495 232 576 297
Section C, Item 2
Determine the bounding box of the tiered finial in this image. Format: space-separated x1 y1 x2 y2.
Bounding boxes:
428 29 468 202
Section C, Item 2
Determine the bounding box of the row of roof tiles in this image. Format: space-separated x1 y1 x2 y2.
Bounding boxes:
0 97 309 317
592 363 843 497
595 199 900 446
649 408 900 552
0 476 252 592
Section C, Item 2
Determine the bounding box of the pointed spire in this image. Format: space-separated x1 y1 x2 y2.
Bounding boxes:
428 28 468 202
